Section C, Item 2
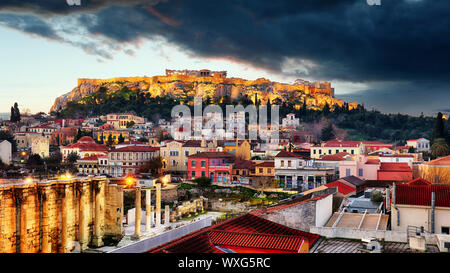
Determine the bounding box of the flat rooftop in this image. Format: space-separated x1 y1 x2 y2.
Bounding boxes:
325 212 389 230
312 238 439 253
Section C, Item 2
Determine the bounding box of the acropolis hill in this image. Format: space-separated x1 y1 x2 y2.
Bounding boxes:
50 69 357 112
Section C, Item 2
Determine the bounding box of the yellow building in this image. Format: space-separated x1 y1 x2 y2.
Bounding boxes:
94 130 130 145
160 140 216 174
419 155 450 184
311 140 363 159
222 140 251 160
253 161 275 176
106 113 145 129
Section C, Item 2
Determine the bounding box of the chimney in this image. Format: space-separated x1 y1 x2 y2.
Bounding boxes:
431 191 435 234
386 186 391 212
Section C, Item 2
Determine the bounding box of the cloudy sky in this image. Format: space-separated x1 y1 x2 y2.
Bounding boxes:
0 0 449 116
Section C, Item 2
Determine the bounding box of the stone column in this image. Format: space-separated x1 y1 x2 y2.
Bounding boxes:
19 186 40 253
133 187 142 238
164 205 170 225
78 181 90 251
155 183 161 228
40 183 57 253
0 186 17 253
61 182 75 253
150 206 155 228
145 189 151 232
92 180 105 247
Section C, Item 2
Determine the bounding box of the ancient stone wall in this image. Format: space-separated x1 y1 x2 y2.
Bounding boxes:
0 178 123 253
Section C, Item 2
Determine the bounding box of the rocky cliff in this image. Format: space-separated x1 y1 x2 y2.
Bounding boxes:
50 74 357 112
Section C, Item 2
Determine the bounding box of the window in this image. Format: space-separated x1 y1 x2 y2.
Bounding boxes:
201 171 206 177
328 149 332 154
191 171 196 178
259 168 263 174
346 168 351 176
268 168 271 173
351 150 354 154
319 150 322 154
287 160 291 167
191 160 196 167
280 160 284 167
185 151 189 156
313 150 316 155
201 160 206 168
358 168 363 176
442 227 450 235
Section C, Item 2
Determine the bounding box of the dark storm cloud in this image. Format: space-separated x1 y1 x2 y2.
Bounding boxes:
0 0 449 113
336 80 450 116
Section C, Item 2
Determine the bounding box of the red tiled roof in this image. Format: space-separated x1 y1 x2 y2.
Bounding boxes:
366 159 380 165
209 230 306 252
62 137 108 152
233 159 255 169
407 138 426 142
319 154 348 161
395 146 409 150
407 177 431 186
396 182 450 207
255 161 274 168
319 140 362 148
325 181 356 195
379 162 411 171
149 213 319 253
78 155 102 161
275 150 310 159
188 151 234 158
423 155 450 166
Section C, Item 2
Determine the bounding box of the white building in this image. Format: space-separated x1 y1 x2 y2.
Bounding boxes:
274 150 334 190
406 138 430 152
0 140 12 165
31 136 50 158
281 113 300 129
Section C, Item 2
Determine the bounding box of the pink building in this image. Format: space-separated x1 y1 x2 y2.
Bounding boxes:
339 154 413 181
187 152 235 184
339 155 379 180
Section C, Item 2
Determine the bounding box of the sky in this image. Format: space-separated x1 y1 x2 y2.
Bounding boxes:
0 0 449 117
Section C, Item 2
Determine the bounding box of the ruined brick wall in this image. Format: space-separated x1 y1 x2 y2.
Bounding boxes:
260 201 317 232
0 187 16 253
104 184 124 243
0 178 123 253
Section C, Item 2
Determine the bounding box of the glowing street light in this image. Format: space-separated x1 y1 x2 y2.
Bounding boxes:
124 175 136 188
24 176 34 184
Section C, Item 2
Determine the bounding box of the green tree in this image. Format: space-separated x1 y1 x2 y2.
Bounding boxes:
193 177 211 188
138 156 163 176
106 134 114 146
13 103 21 122
66 152 80 164
431 138 450 158
118 133 125 143
321 122 335 141
432 112 446 143
27 154 44 167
